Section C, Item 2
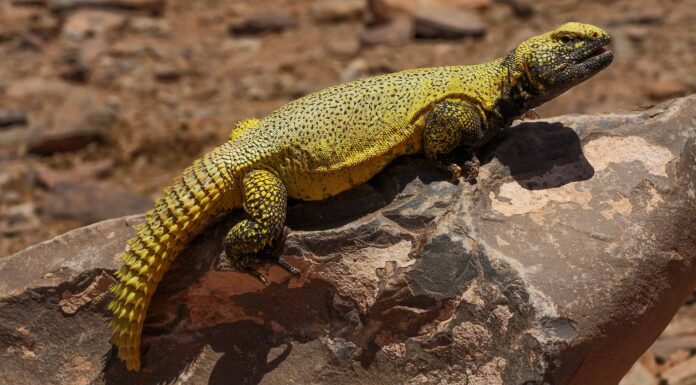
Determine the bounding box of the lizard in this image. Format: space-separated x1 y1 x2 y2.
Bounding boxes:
108 22 613 371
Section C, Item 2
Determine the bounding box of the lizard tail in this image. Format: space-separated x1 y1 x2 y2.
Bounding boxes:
107 144 239 371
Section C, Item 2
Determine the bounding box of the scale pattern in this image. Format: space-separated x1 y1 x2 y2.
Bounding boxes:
108 22 612 371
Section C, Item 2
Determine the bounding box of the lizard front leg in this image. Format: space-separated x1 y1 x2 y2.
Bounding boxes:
423 100 484 182
222 169 298 283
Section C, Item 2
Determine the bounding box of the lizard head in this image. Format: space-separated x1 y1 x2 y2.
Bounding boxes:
513 22 613 101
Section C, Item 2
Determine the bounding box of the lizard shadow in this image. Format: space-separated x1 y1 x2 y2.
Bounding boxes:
100 121 592 384
479 120 594 189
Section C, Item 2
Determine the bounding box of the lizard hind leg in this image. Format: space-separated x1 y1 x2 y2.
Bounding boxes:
223 169 294 283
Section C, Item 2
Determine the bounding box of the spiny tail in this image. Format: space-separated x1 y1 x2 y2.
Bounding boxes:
107 144 239 371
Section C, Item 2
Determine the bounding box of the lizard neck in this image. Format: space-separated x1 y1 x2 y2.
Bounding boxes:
490 49 546 125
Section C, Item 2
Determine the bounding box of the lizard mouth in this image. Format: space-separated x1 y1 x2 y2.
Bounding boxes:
573 37 613 66
568 37 614 78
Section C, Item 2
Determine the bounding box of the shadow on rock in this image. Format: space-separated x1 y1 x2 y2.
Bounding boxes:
481 121 595 190
286 156 446 231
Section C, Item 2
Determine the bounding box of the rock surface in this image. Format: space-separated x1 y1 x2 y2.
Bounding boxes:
1 96 695 385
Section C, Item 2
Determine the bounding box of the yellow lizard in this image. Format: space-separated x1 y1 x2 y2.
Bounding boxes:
108 22 613 371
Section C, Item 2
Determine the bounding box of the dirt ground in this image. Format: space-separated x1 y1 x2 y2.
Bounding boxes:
0 0 694 382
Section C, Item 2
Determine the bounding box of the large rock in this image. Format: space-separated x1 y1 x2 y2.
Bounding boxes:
1 95 695 385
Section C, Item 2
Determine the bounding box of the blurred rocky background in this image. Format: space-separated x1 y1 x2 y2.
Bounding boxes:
0 0 694 383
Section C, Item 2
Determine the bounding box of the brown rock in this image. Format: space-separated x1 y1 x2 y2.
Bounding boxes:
339 58 370 82
0 203 40 236
496 0 535 17
1 96 696 384
33 159 114 189
26 88 118 154
124 16 171 36
228 11 297 36
650 337 696 361
369 0 492 22
61 9 125 41
56 46 90 82
326 37 361 57
152 61 186 82
413 5 486 38
0 108 27 128
49 0 166 15
646 74 688 100
309 0 366 22
40 180 151 224
361 16 413 45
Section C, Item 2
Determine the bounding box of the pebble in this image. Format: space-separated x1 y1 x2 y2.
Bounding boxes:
228 11 297 35
309 0 366 22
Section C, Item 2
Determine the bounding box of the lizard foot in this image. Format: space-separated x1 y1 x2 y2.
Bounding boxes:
447 163 462 183
462 159 480 183
216 251 269 285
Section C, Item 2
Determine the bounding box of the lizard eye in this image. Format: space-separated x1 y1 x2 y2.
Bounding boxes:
559 34 573 44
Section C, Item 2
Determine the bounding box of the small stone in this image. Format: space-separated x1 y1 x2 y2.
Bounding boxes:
661 355 696 385
1 203 40 236
33 159 114 189
650 337 696 361
309 0 366 22
623 25 650 42
0 108 27 129
413 6 486 39
124 16 171 36
443 0 492 9
607 9 665 26
153 61 185 82
49 0 166 15
661 350 691 373
326 37 361 57
228 11 297 35
361 17 413 45
340 58 369 82
27 88 119 154
646 74 687 100
61 10 125 41
40 181 151 224
497 0 535 17
57 46 89 82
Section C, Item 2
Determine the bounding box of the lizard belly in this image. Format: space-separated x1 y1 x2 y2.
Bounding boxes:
282 126 423 201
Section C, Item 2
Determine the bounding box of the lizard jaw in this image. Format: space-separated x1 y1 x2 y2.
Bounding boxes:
565 38 614 82
572 36 614 68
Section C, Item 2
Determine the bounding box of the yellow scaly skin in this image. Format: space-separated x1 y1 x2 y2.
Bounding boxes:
109 22 613 371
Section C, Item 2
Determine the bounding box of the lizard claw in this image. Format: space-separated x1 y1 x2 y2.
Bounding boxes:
277 256 301 276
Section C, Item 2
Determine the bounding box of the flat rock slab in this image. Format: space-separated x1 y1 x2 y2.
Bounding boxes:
1 96 695 385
